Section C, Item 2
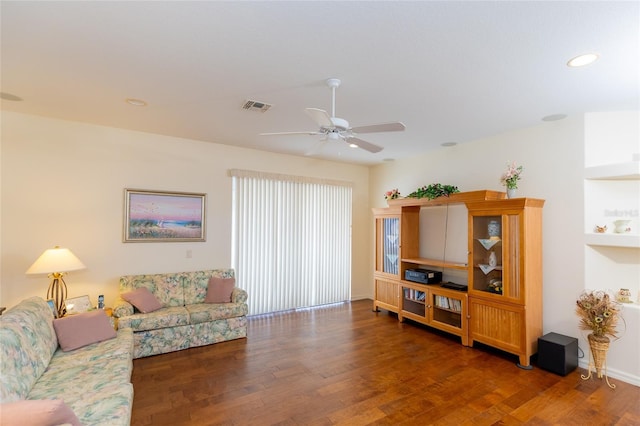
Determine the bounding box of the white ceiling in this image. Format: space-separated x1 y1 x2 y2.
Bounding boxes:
1 1 638 165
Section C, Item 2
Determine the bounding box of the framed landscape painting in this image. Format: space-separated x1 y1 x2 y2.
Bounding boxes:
124 189 206 242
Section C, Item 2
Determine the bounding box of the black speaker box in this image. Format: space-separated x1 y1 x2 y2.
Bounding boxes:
537 332 578 376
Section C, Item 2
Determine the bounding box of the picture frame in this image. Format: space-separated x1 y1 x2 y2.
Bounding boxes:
64 295 92 315
46 298 58 319
123 189 206 242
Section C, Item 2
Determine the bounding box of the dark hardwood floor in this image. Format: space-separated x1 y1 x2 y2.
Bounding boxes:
131 299 639 425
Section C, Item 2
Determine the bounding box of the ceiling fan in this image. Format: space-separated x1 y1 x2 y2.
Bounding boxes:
260 78 405 154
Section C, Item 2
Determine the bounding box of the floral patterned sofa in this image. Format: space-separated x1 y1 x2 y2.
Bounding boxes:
113 269 248 358
0 297 134 426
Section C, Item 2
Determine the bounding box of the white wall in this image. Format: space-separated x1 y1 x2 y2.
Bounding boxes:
0 111 371 309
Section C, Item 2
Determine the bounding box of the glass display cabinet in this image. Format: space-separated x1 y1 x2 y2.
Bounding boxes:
373 207 402 313
467 198 545 368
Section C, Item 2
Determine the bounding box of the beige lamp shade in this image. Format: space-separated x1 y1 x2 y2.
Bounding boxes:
26 246 86 317
26 246 86 275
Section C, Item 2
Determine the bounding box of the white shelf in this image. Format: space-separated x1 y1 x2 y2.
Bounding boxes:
584 233 640 248
584 162 640 180
620 302 640 311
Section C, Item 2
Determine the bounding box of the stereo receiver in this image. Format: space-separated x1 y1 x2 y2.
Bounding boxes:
404 268 442 284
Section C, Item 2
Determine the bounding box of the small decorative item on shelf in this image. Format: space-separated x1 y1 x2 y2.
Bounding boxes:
477 238 500 250
613 219 631 233
576 289 621 388
616 288 632 303
594 225 607 233
488 251 497 267
487 278 502 294
500 161 523 199
384 188 400 200
406 183 459 200
487 220 501 240
479 264 497 275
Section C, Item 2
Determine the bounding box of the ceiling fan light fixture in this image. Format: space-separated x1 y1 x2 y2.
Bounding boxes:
349 143 359 148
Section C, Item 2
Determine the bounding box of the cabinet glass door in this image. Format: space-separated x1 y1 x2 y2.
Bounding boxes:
429 291 463 328
402 286 426 317
471 214 522 300
381 217 399 275
471 215 504 295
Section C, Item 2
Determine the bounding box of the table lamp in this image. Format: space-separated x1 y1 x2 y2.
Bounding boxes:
26 246 86 316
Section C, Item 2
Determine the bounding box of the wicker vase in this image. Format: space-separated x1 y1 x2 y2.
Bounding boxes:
588 333 610 378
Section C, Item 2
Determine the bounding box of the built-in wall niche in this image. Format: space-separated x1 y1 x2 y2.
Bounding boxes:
585 245 640 302
418 204 468 284
584 180 639 235
583 111 640 384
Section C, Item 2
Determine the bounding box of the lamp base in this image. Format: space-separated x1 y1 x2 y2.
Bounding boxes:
47 274 67 317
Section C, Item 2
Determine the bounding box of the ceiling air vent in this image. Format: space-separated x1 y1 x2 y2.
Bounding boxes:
242 100 272 112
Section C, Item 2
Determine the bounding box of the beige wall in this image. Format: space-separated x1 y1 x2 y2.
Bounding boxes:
0 111 371 309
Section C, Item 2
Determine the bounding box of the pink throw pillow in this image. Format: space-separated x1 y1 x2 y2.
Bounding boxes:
0 399 81 426
53 310 116 352
205 277 235 303
121 287 162 313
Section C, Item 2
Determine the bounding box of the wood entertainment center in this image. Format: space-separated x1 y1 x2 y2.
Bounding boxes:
373 190 545 368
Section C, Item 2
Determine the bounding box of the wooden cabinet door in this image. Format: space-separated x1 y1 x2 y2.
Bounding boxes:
374 279 400 312
427 288 468 346
468 297 525 359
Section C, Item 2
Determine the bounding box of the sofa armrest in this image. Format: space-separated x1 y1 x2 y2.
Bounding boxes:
231 288 248 304
112 297 134 318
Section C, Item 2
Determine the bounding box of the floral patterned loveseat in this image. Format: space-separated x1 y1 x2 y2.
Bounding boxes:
0 297 135 426
113 269 248 358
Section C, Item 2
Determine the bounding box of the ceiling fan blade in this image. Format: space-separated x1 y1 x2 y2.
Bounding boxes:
347 137 384 153
260 131 321 136
350 122 406 134
305 108 334 128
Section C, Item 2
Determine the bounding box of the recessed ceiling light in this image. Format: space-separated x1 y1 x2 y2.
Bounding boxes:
0 92 23 101
349 143 358 148
441 142 457 147
567 53 599 68
125 98 147 107
542 114 567 122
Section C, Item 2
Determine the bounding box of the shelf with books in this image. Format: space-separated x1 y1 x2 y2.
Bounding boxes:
403 287 427 303
433 295 463 313
398 282 469 345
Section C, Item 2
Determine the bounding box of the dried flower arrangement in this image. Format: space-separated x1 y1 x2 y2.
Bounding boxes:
575 290 621 339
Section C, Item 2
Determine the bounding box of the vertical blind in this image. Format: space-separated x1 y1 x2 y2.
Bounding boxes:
229 169 352 315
